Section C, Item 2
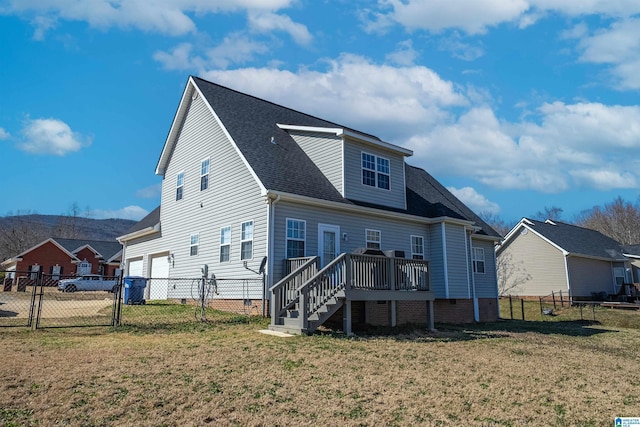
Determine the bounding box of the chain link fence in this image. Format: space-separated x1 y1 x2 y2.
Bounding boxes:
118 277 266 327
1 271 120 328
2 270 266 329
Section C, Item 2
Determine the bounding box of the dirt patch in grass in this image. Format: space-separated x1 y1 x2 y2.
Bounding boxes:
2 317 640 426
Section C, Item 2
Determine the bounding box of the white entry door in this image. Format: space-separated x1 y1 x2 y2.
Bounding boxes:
318 224 340 267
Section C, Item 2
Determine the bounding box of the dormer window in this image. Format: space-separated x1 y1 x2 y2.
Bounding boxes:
362 152 390 190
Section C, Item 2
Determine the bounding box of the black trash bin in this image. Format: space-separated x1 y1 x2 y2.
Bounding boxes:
124 276 147 305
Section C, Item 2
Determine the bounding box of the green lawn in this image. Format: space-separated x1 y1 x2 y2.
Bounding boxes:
1 303 640 426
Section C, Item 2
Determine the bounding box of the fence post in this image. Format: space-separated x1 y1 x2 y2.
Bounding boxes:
552 291 557 310
521 299 525 321
509 295 513 320
539 297 543 318
559 290 564 307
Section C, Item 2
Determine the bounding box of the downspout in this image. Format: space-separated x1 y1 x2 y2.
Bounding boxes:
441 222 449 299
563 252 572 304
265 193 281 317
468 230 479 322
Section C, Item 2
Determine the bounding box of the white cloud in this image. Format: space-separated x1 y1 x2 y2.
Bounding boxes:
4 0 297 38
201 54 468 140
447 186 500 215
92 205 149 221
18 118 91 156
0 128 10 140
385 39 419 66
155 34 269 71
409 101 640 193
575 18 640 90
369 0 531 35
248 11 312 45
438 32 484 61
366 0 640 35
135 183 162 199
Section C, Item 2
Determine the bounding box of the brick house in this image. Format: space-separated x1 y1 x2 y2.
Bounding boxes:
1 238 122 283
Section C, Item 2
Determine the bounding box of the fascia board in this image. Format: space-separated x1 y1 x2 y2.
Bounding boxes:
277 124 413 157
117 225 161 243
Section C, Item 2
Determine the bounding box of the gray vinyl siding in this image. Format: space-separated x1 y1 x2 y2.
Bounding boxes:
498 228 567 296
472 239 498 298
289 131 343 194
566 257 617 297
158 94 267 279
428 224 446 297
445 223 470 299
342 140 406 210
272 201 429 282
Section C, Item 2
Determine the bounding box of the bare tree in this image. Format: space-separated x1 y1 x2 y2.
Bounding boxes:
533 206 564 221
0 212 50 262
479 212 516 238
496 252 532 296
575 196 640 245
55 202 87 239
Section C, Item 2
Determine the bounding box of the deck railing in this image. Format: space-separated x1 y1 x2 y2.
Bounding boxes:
298 254 348 329
347 254 430 292
270 256 319 320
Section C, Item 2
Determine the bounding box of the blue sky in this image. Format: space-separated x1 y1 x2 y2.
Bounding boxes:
1 1 639 225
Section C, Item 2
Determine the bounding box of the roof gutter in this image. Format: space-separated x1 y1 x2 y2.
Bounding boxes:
264 190 483 230
117 224 161 243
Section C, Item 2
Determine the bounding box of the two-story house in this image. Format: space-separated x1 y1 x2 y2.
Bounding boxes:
118 76 501 334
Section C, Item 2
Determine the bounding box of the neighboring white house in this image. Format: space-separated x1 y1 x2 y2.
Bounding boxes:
497 218 634 299
118 76 501 333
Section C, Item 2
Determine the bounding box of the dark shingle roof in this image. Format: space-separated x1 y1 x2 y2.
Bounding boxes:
123 206 160 235
525 219 626 259
175 77 500 238
622 244 640 257
54 238 122 260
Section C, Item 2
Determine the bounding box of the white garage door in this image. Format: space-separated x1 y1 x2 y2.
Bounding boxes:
128 259 143 277
149 254 170 300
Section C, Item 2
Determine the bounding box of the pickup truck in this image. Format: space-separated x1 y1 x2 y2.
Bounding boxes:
57 275 119 293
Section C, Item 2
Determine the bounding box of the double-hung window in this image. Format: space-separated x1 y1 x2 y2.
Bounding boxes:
366 229 381 250
411 236 424 260
176 172 184 201
241 221 253 260
220 226 231 262
473 247 485 274
286 219 306 258
190 233 199 256
362 152 390 190
200 158 210 191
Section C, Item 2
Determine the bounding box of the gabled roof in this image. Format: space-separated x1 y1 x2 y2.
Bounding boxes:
500 218 627 260
53 238 122 261
0 237 122 268
151 76 499 239
117 207 161 242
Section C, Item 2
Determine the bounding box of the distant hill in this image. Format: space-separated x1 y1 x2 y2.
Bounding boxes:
0 214 137 262
0 214 136 241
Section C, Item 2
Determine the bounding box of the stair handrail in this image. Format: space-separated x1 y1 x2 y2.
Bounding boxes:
297 253 348 331
270 256 319 320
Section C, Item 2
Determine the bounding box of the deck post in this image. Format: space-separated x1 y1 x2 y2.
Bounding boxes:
390 300 397 327
343 299 352 336
428 300 435 331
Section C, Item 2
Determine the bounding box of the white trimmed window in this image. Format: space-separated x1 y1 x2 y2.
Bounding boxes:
190 233 199 256
176 172 184 201
411 236 424 260
473 247 485 274
241 221 253 260
220 226 231 262
200 158 210 191
366 229 381 250
362 152 390 190
286 219 306 258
